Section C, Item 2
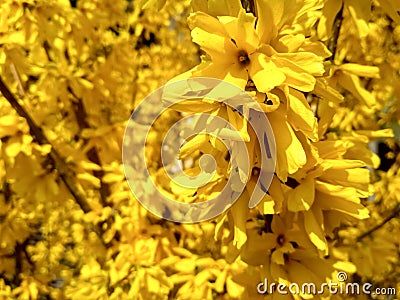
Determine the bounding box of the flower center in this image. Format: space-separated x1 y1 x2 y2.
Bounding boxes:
277 234 285 246
252 167 260 176
238 49 250 66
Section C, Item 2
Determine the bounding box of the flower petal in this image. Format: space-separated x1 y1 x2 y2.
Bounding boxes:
248 53 286 92
287 88 318 141
346 0 371 38
274 52 325 76
272 56 316 91
317 0 343 41
287 177 315 212
269 108 307 180
336 71 376 107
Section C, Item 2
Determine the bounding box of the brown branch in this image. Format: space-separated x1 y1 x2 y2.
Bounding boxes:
68 86 114 247
328 4 344 63
68 86 110 206
13 242 24 287
357 205 400 241
0 180 12 205
0 76 92 213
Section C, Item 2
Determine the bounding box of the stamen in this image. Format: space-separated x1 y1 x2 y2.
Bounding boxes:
238 49 250 66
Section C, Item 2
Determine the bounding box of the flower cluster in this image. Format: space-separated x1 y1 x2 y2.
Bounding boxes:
159 0 381 295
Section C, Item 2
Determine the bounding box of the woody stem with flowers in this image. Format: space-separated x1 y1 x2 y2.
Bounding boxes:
0 76 93 215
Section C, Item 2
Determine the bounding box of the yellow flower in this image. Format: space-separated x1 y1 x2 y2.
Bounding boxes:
182 11 286 92
178 4 326 93
330 63 380 107
281 136 372 253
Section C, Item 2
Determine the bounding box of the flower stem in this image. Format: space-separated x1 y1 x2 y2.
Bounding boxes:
357 204 400 241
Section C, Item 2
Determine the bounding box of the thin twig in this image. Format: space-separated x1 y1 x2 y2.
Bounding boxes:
9 63 25 97
357 205 400 241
